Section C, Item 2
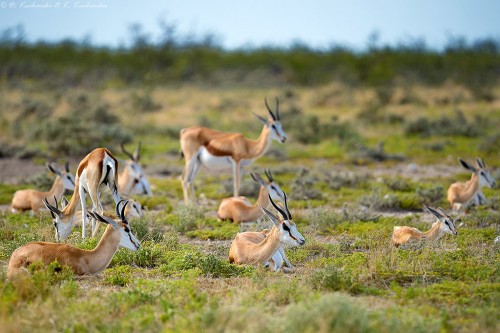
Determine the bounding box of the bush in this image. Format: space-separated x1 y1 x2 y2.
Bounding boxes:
405 110 487 137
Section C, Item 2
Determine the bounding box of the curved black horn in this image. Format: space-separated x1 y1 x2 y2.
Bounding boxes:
120 200 129 222
265 168 274 182
54 195 59 211
275 97 280 120
265 98 276 121
283 191 292 220
116 199 127 218
269 194 287 219
65 161 70 173
121 143 134 160
44 197 61 214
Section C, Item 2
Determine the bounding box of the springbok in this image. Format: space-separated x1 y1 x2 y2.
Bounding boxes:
180 97 287 203
118 143 152 196
448 157 496 211
217 169 285 223
43 148 121 241
229 192 305 271
392 205 458 248
7 200 140 278
10 162 75 214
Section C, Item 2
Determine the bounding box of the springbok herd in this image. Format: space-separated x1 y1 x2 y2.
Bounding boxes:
6 97 497 278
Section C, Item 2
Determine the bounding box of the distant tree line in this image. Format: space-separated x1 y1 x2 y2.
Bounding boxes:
0 24 499 94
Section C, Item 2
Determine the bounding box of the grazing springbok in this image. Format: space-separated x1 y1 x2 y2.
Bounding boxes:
180 97 287 203
392 205 458 248
447 157 496 211
118 143 152 196
7 200 140 278
229 192 305 271
217 169 285 223
10 162 75 214
43 148 121 241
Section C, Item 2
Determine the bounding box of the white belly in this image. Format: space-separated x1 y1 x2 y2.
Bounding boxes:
198 147 253 171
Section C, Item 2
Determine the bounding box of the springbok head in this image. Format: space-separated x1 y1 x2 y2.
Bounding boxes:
44 196 74 242
424 205 458 236
47 162 75 191
259 191 305 247
253 97 287 144
458 157 496 188
121 142 153 196
250 169 285 201
126 199 143 218
87 200 141 251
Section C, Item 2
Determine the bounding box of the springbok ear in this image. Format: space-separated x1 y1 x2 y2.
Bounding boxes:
133 142 141 162
458 158 476 172
61 196 69 209
250 172 266 186
424 204 441 220
47 163 60 176
476 157 485 169
253 112 268 125
437 207 450 218
90 211 118 229
258 203 280 226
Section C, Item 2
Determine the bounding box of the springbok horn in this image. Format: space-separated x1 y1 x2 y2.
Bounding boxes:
265 168 274 182
265 98 276 121
121 143 134 161
275 97 280 120
269 194 287 220
283 191 292 220
120 200 129 222
65 161 70 173
116 199 126 218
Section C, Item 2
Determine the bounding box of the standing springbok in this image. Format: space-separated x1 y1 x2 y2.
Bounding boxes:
448 157 496 211
43 148 121 241
392 205 458 248
229 192 305 271
118 143 152 196
217 169 285 223
10 162 75 214
180 97 287 203
7 200 140 278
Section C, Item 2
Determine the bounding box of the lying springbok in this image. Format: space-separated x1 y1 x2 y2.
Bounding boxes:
118 143 152 196
229 192 305 271
44 148 121 241
10 162 75 214
447 157 496 211
392 205 458 248
7 200 140 278
217 169 285 223
180 97 287 203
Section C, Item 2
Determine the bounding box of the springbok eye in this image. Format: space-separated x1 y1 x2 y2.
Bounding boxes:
272 125 276 130
282 223 290 232
134 179 140 184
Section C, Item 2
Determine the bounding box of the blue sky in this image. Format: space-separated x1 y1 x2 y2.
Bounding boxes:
0 0 499 49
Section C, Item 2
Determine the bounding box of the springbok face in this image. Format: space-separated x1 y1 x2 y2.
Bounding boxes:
459 157 496 189
255 97 287 144
425 205 458 236
44 196 74 241
127 199 143 218
476 158 496 188
122 143 153 196
259 191 306 247
250 169 285 201
88 200 141 251
48 162 76 191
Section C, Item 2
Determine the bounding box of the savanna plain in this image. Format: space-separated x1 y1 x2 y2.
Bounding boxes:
0 74 499 332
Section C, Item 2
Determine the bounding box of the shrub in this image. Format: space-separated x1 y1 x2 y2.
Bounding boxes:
405 110 487 137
